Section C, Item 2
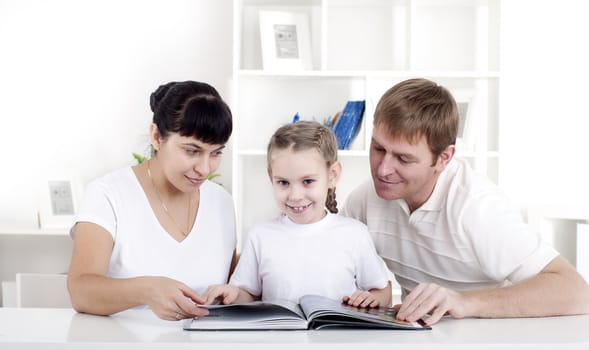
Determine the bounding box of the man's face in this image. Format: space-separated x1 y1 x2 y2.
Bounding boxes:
369 124 449 212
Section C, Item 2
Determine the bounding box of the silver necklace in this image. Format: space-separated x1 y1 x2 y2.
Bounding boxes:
147 159 191 236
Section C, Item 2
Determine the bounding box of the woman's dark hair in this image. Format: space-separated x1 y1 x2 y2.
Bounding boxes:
150 81 232 145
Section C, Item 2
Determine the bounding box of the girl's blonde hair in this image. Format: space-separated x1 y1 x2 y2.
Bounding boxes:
267 121 339 213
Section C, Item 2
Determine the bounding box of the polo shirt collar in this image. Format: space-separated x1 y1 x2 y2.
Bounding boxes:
410 158 458 213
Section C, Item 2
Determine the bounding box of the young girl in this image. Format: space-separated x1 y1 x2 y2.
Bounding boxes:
204 121 391 307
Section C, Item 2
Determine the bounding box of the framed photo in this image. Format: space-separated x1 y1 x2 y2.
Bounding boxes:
453 89 477 151
259 10 312 71
38 174 82 229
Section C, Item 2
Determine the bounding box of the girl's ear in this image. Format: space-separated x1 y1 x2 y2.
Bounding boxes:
328 161 342 188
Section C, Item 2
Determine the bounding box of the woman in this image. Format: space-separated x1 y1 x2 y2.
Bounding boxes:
67 81 236 320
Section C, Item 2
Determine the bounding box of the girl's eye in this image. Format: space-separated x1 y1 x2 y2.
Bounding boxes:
186 148 198 155
212 150 223 156
303 179 315 185
277 180 289 186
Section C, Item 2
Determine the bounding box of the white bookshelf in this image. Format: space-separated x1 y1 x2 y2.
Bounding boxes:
231 0 501 248
0 230 72 306
527 205 589 279
0 228 69 236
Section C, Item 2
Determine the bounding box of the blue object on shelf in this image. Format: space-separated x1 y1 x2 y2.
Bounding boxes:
332 100 365 150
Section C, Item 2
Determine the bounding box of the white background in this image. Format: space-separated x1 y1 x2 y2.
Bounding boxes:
0 0 233 228
499 0 589 209
0 0 588 229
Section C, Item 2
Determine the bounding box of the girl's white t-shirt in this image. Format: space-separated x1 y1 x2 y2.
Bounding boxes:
230 213 389 303
71 167 236 295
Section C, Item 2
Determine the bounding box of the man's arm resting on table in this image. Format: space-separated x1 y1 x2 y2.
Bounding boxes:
397 255 589 325
467 255 589 318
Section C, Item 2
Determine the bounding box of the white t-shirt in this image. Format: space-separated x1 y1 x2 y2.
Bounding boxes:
71 167 236 295
230 212 389 303
342 158 558 298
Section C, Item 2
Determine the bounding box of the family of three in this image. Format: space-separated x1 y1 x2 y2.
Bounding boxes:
67 78 589 326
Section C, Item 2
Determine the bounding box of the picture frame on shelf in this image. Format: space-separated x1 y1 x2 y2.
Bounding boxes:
38 173 82 229
453 89 477 152
258 10 312 71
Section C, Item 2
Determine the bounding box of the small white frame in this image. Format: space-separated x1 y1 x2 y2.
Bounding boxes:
38 173 82 229
259 10 312 71
453 89 477 151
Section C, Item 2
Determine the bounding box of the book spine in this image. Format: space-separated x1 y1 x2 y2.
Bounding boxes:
333 100 365 150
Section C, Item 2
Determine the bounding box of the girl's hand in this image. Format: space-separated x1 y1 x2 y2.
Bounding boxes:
203 284 241 305
342 290 381 308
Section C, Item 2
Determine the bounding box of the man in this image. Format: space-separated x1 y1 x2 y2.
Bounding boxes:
341 78 589 325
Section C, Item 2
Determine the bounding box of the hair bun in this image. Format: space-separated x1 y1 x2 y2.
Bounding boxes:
150 82 177 113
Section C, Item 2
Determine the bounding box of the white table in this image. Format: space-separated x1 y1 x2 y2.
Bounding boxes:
1 308 588 349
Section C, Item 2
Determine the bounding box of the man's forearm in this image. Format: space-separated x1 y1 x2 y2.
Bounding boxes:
464 256 589 318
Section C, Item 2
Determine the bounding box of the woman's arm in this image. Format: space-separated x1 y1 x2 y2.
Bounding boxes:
67 222 207 320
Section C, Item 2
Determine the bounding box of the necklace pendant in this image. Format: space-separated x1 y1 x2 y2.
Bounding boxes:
148 159 192 238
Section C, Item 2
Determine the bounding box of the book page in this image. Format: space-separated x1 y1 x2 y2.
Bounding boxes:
299 295 428 329
184 301 307 330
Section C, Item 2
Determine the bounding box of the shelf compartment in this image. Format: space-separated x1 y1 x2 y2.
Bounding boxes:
236 75 367 150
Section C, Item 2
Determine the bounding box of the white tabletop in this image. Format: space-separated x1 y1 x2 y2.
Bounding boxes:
1 307 588 349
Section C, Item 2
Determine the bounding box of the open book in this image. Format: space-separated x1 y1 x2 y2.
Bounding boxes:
183 295 430 330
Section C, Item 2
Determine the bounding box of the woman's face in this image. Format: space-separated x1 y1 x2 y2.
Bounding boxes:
156 132 226 193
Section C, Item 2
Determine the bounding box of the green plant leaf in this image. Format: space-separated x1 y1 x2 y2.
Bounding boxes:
133 152 221 184
132 152 147 164
208 173 221 181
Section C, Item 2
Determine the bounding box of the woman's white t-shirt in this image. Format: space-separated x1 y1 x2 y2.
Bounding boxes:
71 167 236 295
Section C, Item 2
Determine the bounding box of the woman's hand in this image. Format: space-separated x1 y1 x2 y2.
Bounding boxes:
142 276 209 321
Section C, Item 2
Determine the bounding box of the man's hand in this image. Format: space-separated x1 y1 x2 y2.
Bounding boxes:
396 283 470 325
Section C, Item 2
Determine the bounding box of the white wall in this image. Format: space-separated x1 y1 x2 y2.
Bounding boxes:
0 0 233 229
0 0 587 305
1 0 588 228
500 0 589 209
